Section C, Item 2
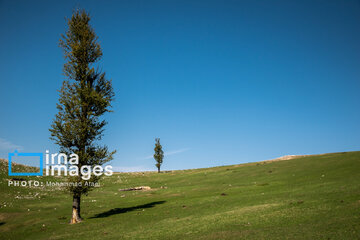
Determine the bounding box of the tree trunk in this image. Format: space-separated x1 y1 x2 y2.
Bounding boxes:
70 195 83 224
157 167 160 173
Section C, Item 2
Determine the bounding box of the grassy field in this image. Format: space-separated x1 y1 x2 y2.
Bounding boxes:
0 151 360 239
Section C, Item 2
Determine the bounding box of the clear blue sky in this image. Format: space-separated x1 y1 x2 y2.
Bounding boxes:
0 0 359 171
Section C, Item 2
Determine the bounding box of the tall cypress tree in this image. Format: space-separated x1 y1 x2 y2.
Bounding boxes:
50 9 115 224
153 138 164 173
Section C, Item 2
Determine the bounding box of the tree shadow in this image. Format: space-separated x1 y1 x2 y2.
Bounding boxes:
0 222 5 226
90 201 166 218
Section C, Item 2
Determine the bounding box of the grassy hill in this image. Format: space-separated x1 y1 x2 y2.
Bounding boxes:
0 151 359 239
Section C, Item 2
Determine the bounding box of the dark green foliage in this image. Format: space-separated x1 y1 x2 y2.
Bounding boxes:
153 138 164 173
49 9 115 197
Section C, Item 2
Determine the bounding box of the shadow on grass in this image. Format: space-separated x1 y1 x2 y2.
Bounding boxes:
90 201 166 218
0 222 5 226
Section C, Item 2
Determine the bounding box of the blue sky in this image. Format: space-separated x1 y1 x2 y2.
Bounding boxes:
0 0 359 171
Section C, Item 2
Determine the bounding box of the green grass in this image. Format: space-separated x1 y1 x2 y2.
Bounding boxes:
1 151 360 239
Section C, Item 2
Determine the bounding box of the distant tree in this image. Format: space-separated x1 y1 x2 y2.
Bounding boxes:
49 9 115 224
153 138 164 173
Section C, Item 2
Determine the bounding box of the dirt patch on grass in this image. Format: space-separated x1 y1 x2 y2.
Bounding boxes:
0 212 24 231
119 186 151 191
0 212 22 221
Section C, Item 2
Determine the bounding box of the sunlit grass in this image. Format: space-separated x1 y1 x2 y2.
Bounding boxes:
0 151 359 239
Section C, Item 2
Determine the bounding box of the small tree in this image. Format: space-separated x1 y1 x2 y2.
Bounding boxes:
153 138 164 173
50 9 115 224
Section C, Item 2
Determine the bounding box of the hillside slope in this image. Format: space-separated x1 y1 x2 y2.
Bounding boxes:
0 151 360 239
